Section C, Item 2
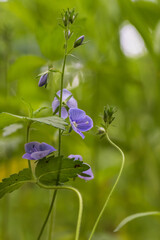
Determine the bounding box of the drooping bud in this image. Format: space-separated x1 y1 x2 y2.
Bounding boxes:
38 73 48 87
74 35 84 48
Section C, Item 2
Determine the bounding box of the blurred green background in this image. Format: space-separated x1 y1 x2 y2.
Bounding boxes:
1 0 160 239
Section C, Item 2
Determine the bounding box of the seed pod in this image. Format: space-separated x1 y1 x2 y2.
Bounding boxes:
38 73 48 87
74 35 84 48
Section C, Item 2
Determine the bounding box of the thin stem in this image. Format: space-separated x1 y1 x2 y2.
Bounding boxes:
37 190 57 240
58 52 67 157
37 183 83 240
26 121 32 171
37 29 68 240
88 132 125 240
47 193 55 240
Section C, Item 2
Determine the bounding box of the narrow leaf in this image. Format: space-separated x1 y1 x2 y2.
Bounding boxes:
35 156 89 185
114 211 160 232
0 168 34 199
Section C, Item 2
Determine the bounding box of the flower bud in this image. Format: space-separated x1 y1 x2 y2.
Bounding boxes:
63 16 68 27
67 30 73 39
74 35 84 48
97 127 105 135
69 9 77 24
38 73 48 87
103 107 108 123
103 106 117 125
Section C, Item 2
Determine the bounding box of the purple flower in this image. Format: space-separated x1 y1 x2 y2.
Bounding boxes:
52 89 78 119
38 73 48 87
22 141 56 160
68 154 94 181
69 108 93 139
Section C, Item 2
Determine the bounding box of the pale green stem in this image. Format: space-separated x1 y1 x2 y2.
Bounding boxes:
88 132 125 240
37 183 83 240
47 191 55 240
37 190 57 240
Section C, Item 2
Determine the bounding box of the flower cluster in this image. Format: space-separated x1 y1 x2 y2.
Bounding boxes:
62 8 78 27
52 89 77 119
52 89 93 139
22 88 94 181
22 142 93 181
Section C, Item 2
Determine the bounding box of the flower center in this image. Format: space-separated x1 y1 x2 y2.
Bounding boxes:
73 121 78 127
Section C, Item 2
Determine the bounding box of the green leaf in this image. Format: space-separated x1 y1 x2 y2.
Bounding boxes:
35 156 90 185
114 211 160 232
0 112 67 130
0 168 34 199
31 116 67 130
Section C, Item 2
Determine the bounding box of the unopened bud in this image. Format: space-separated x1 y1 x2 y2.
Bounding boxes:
38 73 48 87
103 105 117 125
74 35 84 48
97 127 105 135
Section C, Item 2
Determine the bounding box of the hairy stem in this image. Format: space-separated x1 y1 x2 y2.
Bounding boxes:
88 132 125 240
37 183 83 240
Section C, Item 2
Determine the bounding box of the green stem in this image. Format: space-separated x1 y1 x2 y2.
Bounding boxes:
47 191 55 240
37 183 83 240
88 132 125 240
37 190 57 240
26 121 32 171
37 29 68 240
58 52 67 158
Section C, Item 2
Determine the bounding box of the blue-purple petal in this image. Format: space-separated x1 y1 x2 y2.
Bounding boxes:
61 107 68 119
38 73 48 87
78 164 94 181
69 108 86 122
56 89 72 102
77 116 93 132
52 89 77 119
39 142 56 152
52 98 59 113
31 150 51 160
68 154 83 161
67 97 78 108
70 120 85 139
23 141 56 160
68 154 94 181
25 142 40 154
22 153 34 160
